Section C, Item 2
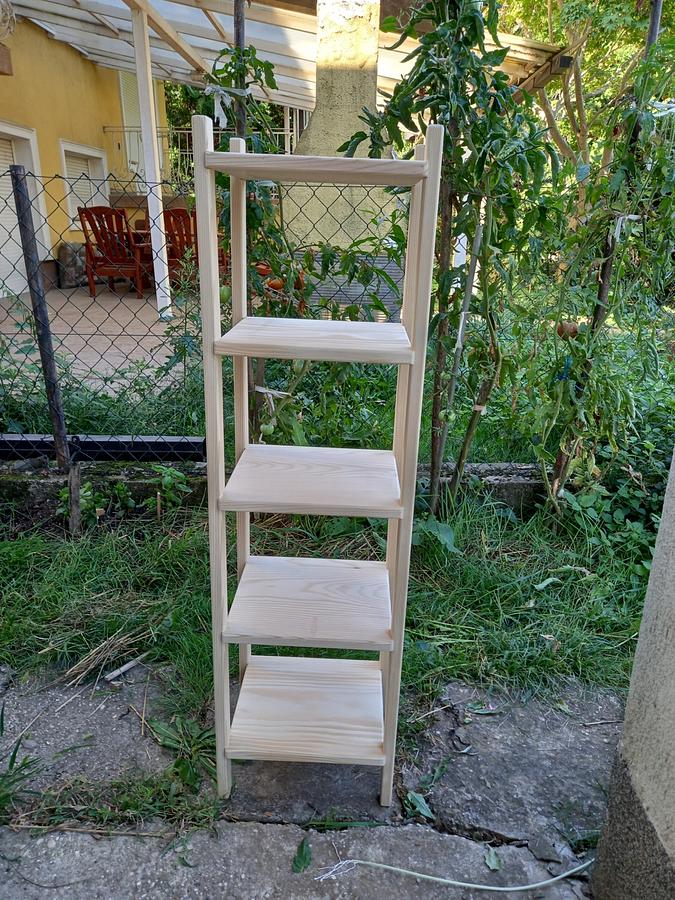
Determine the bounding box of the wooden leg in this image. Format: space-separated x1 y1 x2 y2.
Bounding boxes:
86 262 96 298
135 262 143 299
108 277 115 292
379 518 400 806
193 115 233 800
380 628 403 807
214 627 233 798
237 509 251 682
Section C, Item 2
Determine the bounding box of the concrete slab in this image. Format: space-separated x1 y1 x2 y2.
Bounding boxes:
0 822 590 899
0 287 171 378
226 759 400 825
402 682 623 859
1 669 399 824
0 667 169 788
1 670 621 846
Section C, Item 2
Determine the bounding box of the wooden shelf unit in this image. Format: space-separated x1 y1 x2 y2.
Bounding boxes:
193 116 443 807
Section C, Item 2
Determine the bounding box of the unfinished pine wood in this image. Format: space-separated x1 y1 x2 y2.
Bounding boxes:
380 127 444 807
204 150 428 186
227 655 385 765
219 444 402 518
214 317 414 364
192 114 231 797
193 115 444 804
229 136 252 682
224 556 393 650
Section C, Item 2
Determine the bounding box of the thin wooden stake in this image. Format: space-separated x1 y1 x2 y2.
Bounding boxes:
10 165 70 471
229 136 251 682
68 462 81 535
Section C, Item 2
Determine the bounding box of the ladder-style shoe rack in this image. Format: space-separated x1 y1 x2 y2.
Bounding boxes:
192 115 442 806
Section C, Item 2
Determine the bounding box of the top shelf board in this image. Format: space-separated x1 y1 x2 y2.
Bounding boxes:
203 151 428 187
214 317 414 365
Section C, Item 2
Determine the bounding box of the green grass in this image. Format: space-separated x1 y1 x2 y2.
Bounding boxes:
9 772 222 834
0 497 645 728
0 496 651 831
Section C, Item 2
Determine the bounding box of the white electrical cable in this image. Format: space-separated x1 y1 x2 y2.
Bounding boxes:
315 856 594 892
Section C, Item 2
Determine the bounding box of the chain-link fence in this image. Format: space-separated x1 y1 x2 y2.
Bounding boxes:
0 167 407 465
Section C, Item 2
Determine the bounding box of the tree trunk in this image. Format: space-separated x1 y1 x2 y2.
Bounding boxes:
448 325 502 502
439 220 483 429
428 181 454 515
549 0 663 498
234 0 247 138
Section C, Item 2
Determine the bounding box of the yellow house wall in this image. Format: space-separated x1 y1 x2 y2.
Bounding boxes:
0 20 167 254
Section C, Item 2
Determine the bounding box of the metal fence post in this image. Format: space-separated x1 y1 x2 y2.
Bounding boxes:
10 164 70 471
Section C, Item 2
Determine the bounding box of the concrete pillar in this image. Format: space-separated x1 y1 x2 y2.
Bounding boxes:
593 451 675 898
286 0 385 250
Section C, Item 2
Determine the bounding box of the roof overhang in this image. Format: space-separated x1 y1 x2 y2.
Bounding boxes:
12 0 565 110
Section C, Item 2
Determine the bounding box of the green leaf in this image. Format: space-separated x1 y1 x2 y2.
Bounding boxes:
482 48 509 68
380 15 399 33
421 517 461 554
533 577 562 591
405 790 434 820
292 837 312 873
290 419 308 446
484 846 502 871
173 757 201 791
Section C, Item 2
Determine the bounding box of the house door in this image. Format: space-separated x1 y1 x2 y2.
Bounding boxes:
0 137 27 297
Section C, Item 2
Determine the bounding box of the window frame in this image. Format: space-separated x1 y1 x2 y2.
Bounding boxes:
59 140 109 222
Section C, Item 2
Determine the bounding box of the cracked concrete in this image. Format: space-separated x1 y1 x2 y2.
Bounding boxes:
401 683 622 860
0 823 590 899
0 669 617 897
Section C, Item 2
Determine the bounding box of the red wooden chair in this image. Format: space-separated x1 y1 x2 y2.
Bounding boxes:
164 208 228 280
78 206 149 299
164 208 196 281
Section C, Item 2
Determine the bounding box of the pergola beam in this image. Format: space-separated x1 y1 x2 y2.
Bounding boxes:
202 8 230 44
25 18 199 68
120 0 210 74
72 0 120 35
512 47 574 101
16 0 566 107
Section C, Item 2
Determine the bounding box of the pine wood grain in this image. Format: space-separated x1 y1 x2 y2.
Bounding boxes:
214 317 414 364
204 151 428 187
224 556 393 650
192 114 232 797
228 136 252 682
227 655 385 765
380 125 445 807
219 445 403 518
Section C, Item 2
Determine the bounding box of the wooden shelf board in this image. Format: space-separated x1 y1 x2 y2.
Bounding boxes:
227 655 385 765
224 555 393 651
204 150 428 187
214 317 413 365
219 445 402 518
